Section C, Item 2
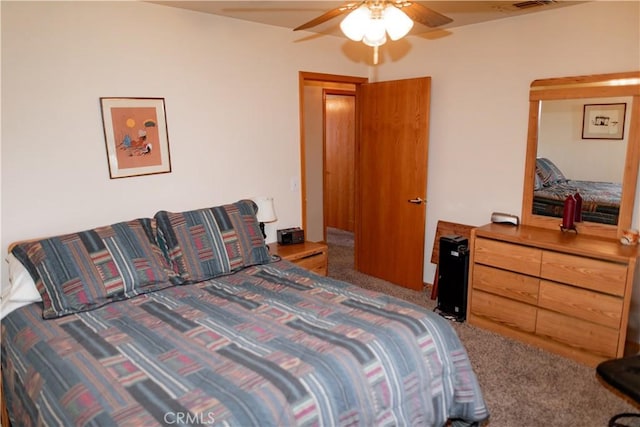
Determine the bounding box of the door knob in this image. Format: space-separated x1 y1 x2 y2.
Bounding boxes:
408 197 424 204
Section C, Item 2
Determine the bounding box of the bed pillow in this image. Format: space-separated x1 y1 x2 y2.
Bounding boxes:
11 218 183 319
536 157 567 186
154 199 271 282
534 173 544 191
5 252 41 302
1 253 42 319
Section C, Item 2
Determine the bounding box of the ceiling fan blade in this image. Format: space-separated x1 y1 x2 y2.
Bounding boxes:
397 1 453 28
293 2 360 31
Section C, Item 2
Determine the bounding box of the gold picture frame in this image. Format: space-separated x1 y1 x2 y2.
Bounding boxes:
100 97 172 178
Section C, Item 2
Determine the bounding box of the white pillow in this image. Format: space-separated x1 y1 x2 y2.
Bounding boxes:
1 253 41 319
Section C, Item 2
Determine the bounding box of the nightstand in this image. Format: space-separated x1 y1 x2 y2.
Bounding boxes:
268 241 328 276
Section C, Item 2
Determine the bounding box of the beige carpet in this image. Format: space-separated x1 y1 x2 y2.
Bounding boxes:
326 228 639 427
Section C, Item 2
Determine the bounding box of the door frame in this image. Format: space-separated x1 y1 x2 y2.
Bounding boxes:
298 72 368 242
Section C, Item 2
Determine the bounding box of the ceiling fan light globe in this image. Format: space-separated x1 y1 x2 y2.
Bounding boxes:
340 5 370 41
383 5 413 40
363 17 387 47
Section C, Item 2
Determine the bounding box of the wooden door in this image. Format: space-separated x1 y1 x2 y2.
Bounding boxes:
355 77 430 290
324 91 355 232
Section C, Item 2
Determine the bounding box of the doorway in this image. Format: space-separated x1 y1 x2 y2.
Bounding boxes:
299 72 431 290
299 72 366 243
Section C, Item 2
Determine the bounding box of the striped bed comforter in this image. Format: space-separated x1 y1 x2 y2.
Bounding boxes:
533 179 621 225
2 260 488 426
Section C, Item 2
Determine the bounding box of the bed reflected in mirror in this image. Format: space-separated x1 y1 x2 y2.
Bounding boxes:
534 97 631 226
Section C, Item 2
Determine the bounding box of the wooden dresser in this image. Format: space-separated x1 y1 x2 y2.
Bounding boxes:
268 242 328 276
467 223 637 367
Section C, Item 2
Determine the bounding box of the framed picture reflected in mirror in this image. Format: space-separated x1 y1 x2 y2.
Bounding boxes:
582 103 626 140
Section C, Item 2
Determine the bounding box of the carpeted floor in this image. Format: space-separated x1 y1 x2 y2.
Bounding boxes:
326 228 639 427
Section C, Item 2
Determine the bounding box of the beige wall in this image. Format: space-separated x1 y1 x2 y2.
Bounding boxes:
303 85 325 242
0 0 364 282
374 0 640 341
375 1 639 272
538 97 630 182
2 1 640 340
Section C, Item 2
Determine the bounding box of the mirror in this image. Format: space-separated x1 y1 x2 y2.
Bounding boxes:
535 97 630 225
521 71 640 239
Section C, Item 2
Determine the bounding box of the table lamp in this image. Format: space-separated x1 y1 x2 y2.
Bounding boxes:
253 196 277 239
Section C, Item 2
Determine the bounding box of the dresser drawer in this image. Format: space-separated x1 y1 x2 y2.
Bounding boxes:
474 238 542 276
472 264 539 304
470 290 537 333
535 309 619 358
540 251 627 296
538 280 623 329
294 253 327 276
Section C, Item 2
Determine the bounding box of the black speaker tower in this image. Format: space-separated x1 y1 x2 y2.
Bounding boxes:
436 235 469 322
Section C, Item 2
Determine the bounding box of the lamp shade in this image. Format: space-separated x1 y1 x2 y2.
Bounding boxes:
383 5 413 41
340 5 371 41
362 17 387 47
339 2 416 64
253 196 277 223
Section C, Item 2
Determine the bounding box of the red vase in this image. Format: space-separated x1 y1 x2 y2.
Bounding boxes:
574 192 583 223
562 195 575 230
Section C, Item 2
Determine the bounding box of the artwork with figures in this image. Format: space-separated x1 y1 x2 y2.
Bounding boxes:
100 97 172 179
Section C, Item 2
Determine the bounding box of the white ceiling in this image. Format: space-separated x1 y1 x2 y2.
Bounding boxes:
148 1 586 38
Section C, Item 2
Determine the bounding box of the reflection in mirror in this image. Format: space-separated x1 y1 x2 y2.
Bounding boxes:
533 96 631 225
521 71 640 240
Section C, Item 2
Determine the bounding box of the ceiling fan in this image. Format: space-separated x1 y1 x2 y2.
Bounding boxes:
293 1 453 63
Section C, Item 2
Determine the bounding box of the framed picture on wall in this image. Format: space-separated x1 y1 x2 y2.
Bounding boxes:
582 103 626 140
100 97 172 178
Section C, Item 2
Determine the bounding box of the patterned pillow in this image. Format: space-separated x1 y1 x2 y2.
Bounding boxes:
11 219 183 319
536 158 567 186
154 199 271 282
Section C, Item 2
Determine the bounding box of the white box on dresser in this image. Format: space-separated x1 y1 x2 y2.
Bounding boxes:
467 223 637 367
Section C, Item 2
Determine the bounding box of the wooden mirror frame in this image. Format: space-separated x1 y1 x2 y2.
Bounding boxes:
521 71 640 240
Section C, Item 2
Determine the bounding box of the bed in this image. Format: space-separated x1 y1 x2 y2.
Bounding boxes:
533 158 621 225
1 200 489 426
